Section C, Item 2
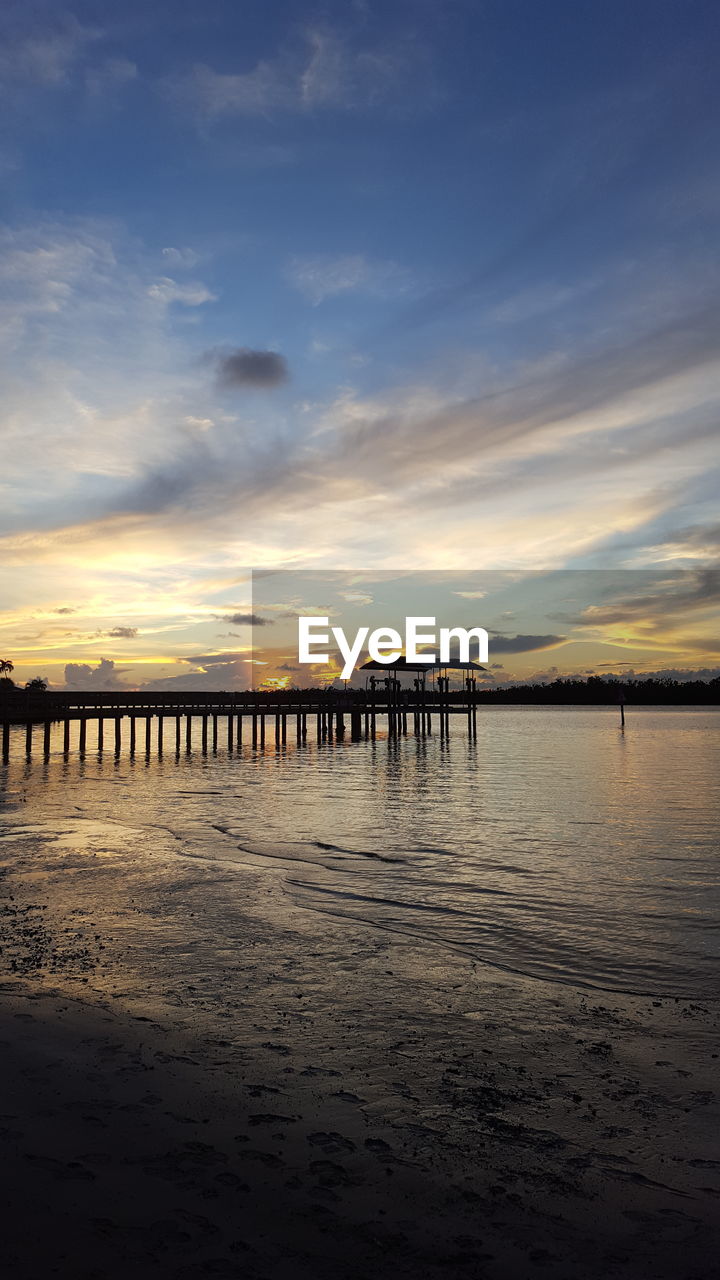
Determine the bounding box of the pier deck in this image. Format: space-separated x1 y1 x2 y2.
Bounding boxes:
0 689 480 760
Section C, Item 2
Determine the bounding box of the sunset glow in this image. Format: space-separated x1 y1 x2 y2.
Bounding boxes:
0 2 717 689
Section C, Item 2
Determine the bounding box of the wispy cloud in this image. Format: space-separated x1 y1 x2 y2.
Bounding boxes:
85 56 137 99
3 263 718 583
161 246 201 270
0 14 100 92
0 217 221 529
165 26 430 120
0 12 136 110
288 253 412 304
572 569 720 629
147 277 216 307
488 634 566 654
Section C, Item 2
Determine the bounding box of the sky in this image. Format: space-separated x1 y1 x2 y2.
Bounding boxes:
1 0 719 689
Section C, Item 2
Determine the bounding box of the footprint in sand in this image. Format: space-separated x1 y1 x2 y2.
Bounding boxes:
214 1171 250 1190
365 1137 398 1161
309 1159 356 1188
242 1149 283 1167
307 1131 355 1155
25 1154 95 1181
248 1113 297 1126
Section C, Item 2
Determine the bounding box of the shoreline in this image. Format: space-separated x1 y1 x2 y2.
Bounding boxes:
1 844 719 1279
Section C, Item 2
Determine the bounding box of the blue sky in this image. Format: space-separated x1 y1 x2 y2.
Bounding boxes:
1 0 719 687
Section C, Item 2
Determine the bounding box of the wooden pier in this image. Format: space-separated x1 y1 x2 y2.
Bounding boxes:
0 688 481 762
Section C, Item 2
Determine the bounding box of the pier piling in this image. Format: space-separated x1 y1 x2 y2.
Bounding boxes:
0 690 495 761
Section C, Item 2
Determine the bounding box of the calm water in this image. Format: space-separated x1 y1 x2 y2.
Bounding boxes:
1 707 718 999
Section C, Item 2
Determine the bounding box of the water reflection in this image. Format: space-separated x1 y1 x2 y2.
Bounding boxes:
1 709 719 998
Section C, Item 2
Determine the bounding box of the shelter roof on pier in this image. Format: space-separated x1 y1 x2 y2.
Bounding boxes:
360 657 434 673
359 657 486 674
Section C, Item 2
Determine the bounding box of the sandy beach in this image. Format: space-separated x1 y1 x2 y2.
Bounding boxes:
1 838 719 1280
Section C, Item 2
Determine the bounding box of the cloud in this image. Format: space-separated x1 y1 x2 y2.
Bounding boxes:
167 27 429 121
64 657 128 689
85 57 137 98
573 569 720 628
107 626 138 639
288 254 411 304
142 666 249 692
0 217 225 529
140 652 251 691
175 58 295 119
161 247 200 270
2 213 719 616
339 590 374 606
184 415 214 433
0 15 100 93
214 347 288 390
147 277 216 307
218 613 271 626
488 634 566 653
636 521 720 564
186 651 248 667
420 633 565 662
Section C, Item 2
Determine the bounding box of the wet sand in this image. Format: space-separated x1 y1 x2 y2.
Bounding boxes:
1 856 719 1279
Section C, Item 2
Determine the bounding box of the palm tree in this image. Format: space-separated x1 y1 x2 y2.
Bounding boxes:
25 677 47 692
0 659 14 679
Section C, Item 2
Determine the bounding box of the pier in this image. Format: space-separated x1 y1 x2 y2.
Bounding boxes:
0 687 482 762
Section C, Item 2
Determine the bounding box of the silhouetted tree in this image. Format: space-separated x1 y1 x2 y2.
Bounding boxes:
25 677 48 692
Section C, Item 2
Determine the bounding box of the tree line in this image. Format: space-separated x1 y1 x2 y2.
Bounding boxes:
0 660 47 692
473 675 720 704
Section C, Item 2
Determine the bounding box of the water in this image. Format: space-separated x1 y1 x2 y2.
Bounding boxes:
1 707 718 999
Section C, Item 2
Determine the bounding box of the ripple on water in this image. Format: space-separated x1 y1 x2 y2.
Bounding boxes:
0 707 719 999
